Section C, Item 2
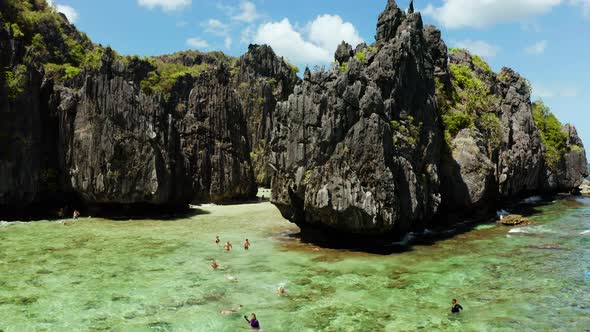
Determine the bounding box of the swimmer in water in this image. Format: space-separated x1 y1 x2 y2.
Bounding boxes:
277 286 287 295
451 299 463 314
244 313 260 330
211 260 219 270
215 235 221 245
224 241 233 252
244 239 250 250
225 274 238 282
220 304 242 315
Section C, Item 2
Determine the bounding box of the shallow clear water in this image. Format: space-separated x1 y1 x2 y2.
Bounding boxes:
1 197 589 331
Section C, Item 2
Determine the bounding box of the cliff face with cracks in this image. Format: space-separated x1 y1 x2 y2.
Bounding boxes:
232 44 300 186
270 0 588 237
271 0 443 235
0 1 291 216
51 52 257 206
1 0 587 230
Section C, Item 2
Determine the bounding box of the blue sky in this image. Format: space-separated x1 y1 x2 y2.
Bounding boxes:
51 0 590 147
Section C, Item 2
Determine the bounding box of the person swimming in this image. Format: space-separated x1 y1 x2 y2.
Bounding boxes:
215 235 221 245
451 299 463 314
224 241 233 252
225 274 238 282
277 286 287 295
244 313 260 330
220 305 242 315
211 260 219 270
244 239 250 250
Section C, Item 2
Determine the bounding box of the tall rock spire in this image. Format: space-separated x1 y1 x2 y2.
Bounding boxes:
409 0 415 14
375 0 403 43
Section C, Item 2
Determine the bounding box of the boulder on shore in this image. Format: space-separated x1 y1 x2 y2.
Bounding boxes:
500 214 534 226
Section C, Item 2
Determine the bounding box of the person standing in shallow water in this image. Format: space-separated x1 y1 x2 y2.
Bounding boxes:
215 235 220 245
73 210 80 220
244 239 250 250
244 313 260 330
451 299 463 314
224 241 233 252
211 260 219 270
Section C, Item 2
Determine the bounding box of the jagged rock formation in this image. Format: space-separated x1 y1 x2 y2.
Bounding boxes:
50 51 256 206
1 0 587 230
1 1 291 216
232 44 300 186
270 0 588 237
271 1 442 235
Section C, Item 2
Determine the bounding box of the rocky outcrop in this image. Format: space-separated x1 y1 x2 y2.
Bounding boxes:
495 68 545 197
499 214 534 226
51 51 257 206
0 2 262 216
0 19 61 214
441 129 495 209
270 0 588 238
271 2 442 235
232 44 300 186
543 125 588 192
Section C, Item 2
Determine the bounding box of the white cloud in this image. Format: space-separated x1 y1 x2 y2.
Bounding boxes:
201 19 233 49
424 0 561 29
307 15 364 57
176 21 188 28
224 36 233 49
56 5 78 23
254 19 330 64
137 0 191 12
202 19 230 36
240 26 254 44
252 15 363 66
47 0 79 23
533 84 555 98
232 1 260 23
525 40 548 55
533 83 579 99
560 87 578 97
186 37 209 49
453 40 499 57
569 0 590 15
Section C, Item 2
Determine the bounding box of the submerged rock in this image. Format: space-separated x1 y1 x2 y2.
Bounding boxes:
499 214 534 226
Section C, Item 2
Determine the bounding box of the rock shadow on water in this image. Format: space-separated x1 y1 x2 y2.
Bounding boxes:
85 203 210 221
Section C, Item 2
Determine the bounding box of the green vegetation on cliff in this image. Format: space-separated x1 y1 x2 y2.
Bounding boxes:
1 0 103 87
532 100 568 171
439 54 500 145
5 64 27 101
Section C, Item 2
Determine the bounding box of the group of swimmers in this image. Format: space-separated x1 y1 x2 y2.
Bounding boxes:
211 235 268 329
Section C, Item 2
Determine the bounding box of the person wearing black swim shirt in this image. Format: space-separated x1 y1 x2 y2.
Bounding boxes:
451 299 463 314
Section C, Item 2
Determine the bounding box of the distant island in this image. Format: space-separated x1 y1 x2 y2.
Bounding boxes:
1 0 587 240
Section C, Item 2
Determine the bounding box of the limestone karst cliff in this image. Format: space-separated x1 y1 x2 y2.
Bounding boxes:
270 0 588 236
0 0 295 216
0 0 587 234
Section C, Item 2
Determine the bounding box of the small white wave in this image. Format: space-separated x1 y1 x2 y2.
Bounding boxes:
580 230 590 235
496 209 510 217
508 228 529 234
391 232 416 246
522 196 543 204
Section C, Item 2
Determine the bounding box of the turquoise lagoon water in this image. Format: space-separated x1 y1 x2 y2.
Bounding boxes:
0 196 589 331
